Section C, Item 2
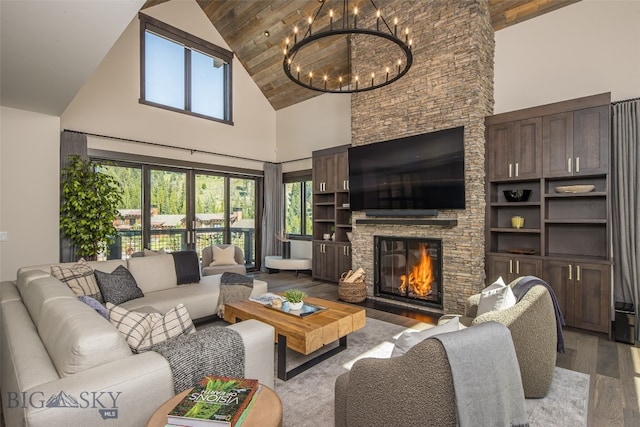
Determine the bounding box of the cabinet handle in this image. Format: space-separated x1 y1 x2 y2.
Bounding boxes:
509 259 513 274
576 157 580 173
576 265 581 282
516 259 520 275
567 158 572 173
508 163 512 178
568 264 572 280
515 163 519 177
346 180 349 190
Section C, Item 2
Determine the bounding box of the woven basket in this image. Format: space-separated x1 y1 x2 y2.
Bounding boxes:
338 273 367 303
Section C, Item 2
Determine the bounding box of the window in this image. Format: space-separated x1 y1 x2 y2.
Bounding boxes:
284 173 312 238
139 13 233 123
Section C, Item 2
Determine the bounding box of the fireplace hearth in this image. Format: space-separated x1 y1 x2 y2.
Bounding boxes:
374 236 443 309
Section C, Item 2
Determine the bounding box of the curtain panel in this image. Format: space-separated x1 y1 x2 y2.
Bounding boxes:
611 99 640 340
261 162 283 272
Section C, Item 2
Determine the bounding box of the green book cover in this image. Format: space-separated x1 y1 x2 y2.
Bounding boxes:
167 376 259 427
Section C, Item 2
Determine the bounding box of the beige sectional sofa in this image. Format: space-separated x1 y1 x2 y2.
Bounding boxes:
0 255 274 427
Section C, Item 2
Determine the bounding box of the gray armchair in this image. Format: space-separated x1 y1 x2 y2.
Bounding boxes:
460 282 557 398
201 244 247 276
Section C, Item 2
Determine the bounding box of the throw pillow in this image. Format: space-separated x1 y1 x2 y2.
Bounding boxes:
391 316 460 357
107 303 195 353
477 276 517 316
143 248 167 256
78 295 109 320
210 246 237 266
94 265 144 305
51 259 103 302
172 251 201 285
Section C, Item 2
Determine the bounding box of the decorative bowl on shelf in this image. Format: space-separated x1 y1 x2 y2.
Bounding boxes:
503 189 532 202
555 185 595 193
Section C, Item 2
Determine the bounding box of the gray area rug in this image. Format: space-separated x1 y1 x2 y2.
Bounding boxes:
274 317 590 427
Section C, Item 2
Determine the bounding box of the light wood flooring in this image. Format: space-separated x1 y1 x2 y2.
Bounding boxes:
255 270 640 427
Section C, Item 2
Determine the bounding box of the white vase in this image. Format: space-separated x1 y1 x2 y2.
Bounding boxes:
289 301 304 310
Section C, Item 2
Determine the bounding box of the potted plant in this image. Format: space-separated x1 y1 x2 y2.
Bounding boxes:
283 289 307 310
60 155 123 261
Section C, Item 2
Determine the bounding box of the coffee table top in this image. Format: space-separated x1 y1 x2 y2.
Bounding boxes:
146 384 282 427
224 296 366 355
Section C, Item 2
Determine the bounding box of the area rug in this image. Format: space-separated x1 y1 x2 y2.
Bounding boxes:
274 318 589 427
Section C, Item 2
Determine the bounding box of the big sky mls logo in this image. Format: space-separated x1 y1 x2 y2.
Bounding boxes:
5 390 121 420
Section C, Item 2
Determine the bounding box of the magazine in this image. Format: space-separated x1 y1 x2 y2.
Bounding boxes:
167 376 260 427
249 292 285 305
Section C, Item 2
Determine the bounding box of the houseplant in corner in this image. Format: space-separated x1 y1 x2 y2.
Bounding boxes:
284 289 307 310
60 155 123 261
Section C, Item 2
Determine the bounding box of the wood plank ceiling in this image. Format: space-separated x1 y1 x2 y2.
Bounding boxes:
143 0 580 110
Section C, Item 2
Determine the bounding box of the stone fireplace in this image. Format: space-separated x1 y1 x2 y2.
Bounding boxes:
374 236 443 309
349 1 494 314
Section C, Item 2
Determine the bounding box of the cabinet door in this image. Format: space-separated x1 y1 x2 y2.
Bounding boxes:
487 123 514 180
543 112 574 177
312 242 327 280
573 106 609 176
543 260 573 325
513 256 543 278
325 243 338 282
312 157 327 193
573 263 610 333
486 254 515 283
514 118 542 179
337 243 352 280
335 151 349 192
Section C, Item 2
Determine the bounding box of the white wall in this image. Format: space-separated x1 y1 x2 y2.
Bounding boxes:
276 93 351 172
62 0 275 170
0 107 60 280
494 0 640 113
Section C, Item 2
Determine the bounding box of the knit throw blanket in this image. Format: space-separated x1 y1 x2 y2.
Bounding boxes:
435 322 529 427
216 272 254 317
512 275 566 353
150 326 245 393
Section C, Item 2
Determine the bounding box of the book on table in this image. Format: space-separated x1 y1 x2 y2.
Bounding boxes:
166 375 261 427
249 292 285 305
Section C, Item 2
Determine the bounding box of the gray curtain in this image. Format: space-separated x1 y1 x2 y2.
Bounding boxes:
611 99 640 340
60 131 88 262
261 162 283 272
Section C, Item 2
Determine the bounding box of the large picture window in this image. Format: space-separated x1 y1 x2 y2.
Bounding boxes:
139 13 233 123
284 173 312 239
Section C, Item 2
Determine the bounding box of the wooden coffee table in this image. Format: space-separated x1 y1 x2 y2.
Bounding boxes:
224 296 366 381
147 384 282 427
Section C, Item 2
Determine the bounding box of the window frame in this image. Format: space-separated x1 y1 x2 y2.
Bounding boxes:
283 171 313 240
139 13 234 124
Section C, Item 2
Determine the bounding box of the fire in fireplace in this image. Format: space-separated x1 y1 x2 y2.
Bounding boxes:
374 236 443 309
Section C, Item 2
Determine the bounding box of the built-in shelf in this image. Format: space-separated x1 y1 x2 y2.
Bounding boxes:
544 219 607 224
355 218 458 227
545 192 606 198
490 228 541 233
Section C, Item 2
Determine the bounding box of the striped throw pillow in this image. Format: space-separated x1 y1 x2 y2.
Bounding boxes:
51 258 103 302
107 303 195 353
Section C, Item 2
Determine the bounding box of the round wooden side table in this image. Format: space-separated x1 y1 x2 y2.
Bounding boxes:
146 384 283 427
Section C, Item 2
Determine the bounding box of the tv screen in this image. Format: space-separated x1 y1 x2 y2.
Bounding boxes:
348 126 465 213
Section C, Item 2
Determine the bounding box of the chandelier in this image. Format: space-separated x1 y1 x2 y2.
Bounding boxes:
283 0 413 93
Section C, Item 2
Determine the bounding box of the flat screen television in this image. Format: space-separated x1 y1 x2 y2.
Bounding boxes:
348 126 465 214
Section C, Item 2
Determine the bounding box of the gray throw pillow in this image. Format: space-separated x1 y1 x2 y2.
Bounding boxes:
94 265 144 305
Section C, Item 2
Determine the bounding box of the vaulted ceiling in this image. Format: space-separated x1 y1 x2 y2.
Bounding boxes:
144 0 579 110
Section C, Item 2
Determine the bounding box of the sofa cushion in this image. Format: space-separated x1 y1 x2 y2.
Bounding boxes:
210 245 237 266
37 298 132 377
107 303 195 353
144 248 167 256
94 265 144 305
477 277 516 316
391 316 460 357
172 251 201 284
21 276 76 325
127 254 178 293
50 259 103 302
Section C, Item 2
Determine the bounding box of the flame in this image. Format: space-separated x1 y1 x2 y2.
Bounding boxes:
399 245 434 296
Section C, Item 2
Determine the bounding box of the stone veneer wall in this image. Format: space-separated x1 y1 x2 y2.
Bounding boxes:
350 0 494 314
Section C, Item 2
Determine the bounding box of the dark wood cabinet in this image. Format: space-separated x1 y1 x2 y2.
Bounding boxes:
543 105 608 177
544 260 610 333
487 118 542 180
486 254 542 284
486 93 612 334
312 145 352 282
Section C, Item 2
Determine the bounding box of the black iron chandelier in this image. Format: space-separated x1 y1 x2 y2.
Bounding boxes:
283 0 413 93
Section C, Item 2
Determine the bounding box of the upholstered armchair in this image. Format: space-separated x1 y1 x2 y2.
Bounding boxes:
459 283 558 398
201 244 247 276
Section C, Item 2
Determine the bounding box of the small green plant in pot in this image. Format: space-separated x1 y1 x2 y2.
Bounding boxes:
284 289 307 310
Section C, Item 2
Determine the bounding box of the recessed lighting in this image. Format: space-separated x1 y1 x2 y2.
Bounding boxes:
264 30 270 37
